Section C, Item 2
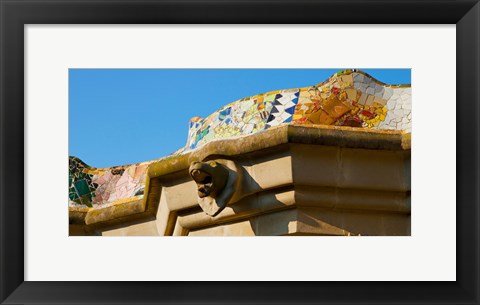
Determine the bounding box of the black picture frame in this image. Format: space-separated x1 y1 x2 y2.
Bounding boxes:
1 0 478 304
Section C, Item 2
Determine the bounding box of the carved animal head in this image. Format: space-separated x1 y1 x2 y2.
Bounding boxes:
189 161 229 199
189 160 234 216
188 158 260 217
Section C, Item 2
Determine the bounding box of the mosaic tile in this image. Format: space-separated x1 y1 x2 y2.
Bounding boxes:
69 156 155 208
69 69 411 208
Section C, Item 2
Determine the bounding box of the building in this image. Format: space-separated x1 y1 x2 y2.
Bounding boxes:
69 69 411 236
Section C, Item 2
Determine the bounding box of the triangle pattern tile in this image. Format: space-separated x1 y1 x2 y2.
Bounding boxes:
265 91 299 128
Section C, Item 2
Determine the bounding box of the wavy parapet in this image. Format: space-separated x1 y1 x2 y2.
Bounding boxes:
69 69 411 211
185 69 411 151
68 156 153 208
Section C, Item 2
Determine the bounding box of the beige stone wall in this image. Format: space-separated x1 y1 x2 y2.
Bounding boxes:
71 141 410 236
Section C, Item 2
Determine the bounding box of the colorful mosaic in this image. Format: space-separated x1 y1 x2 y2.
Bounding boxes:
69 69 411 208
185 69 411 150
69 156 153 208
186 91 298 150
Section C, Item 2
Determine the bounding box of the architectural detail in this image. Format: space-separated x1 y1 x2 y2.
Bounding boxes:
69 70 412 236
189 160 233 216
185 69 411 151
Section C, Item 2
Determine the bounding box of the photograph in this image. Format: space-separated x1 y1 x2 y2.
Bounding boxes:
68 68 412 236
1 0 477 302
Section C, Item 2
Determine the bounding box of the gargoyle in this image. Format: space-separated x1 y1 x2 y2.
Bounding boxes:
189 160 238 216
69 70 411 210
189 161 229 199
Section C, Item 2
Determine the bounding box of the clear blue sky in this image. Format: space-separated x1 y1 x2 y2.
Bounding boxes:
69 69 411 167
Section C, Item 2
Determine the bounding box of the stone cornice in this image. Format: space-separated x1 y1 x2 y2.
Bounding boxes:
70 124 410 227
148 124 410 179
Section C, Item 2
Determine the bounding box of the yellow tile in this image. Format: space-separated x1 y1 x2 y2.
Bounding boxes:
341 75 354 85
345 88 357 101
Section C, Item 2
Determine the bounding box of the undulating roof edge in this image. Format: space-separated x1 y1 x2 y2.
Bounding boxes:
70 124 411 226
69 69 412 221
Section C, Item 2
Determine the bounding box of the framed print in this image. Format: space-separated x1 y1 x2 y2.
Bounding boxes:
66 67 413 237
1 0 479 304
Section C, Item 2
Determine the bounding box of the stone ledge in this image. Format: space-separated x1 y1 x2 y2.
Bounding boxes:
69 196 144 225
69 124 411 228
148 124 410 179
